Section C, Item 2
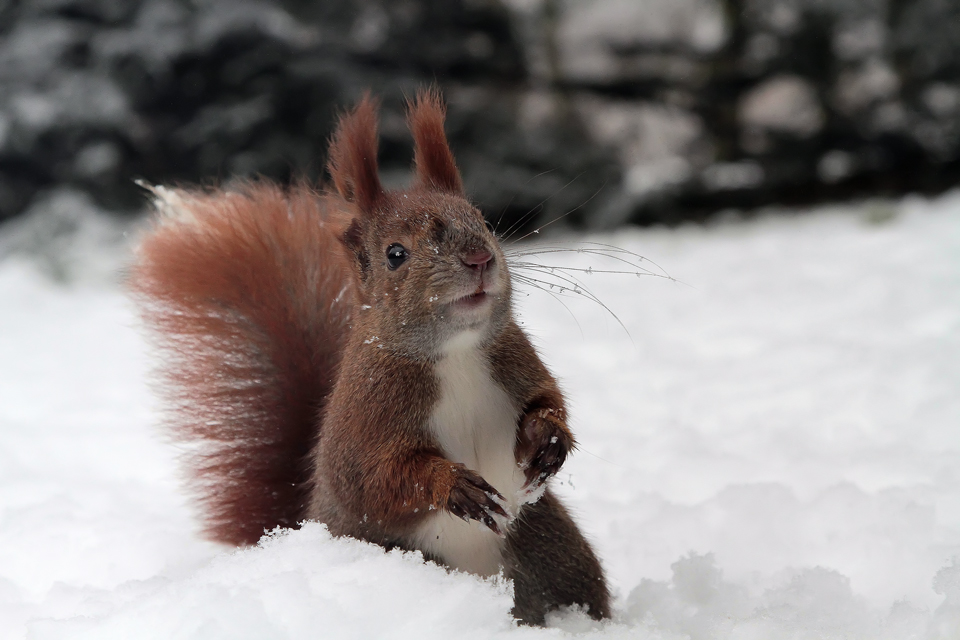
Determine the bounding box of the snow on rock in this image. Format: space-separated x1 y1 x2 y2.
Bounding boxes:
575 98 706 200
738 75 825 151
1 192 960 638
556 0 727 83
834 60 901 116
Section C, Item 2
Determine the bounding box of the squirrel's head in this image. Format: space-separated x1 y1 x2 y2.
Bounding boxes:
327 89 511 356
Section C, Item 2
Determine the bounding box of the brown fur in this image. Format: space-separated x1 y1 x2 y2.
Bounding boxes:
130 184 357 545
506 490 611 624
328 94 384 212
408 88 464 194
130 89 611 624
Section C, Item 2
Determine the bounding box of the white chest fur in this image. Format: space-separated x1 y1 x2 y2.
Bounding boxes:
411 334 526 575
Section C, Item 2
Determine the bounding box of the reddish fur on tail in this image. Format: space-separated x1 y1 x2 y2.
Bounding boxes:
129 183 358 545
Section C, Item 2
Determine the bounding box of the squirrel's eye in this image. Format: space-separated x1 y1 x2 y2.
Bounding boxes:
386 243 408 270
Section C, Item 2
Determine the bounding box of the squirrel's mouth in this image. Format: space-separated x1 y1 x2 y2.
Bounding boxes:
451 290 489 309
447 276 501 311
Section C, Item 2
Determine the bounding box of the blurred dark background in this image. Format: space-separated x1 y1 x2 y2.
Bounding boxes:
0 0 958 234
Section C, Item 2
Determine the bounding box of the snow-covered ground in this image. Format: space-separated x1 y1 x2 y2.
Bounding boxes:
1 193 958 639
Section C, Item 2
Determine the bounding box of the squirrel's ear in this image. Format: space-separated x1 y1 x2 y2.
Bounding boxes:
341 218 370 279
328 94 384 213
407 88 464 194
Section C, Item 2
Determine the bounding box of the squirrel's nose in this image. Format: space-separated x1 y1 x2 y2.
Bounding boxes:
462 250 493 271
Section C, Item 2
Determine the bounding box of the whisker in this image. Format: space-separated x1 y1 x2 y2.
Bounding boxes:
508 248 656 273
512 274 585 338
507 248 669 280
509 245 652 265
493 168 559 234
506 243 690 286
581 241 674 279
504 220 681 344
500 172 587 243
499 204 544 241
511 264 634 344
508 180 607 244
578 447 624 468
512 273 605 310
506 239 657 264
510 261 671 281
514 266 604 306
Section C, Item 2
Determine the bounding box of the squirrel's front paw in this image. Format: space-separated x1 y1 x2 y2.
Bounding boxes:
446 466 510 536
517 408 574 489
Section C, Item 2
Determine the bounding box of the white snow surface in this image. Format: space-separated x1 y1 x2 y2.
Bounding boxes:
1 193 959 638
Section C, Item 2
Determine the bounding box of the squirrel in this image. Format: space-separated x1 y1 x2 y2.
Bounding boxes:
129 89 611 625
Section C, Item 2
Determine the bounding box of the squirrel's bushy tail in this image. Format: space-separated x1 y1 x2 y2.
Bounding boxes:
130 183 357 546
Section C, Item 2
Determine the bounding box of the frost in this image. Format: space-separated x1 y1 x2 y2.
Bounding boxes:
517 480 548 506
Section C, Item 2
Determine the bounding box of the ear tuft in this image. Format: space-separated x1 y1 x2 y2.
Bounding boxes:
407 88 464 194
328 94 384 212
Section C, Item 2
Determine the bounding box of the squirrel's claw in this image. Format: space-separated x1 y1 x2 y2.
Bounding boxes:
518 411 573 489
446 467 509 536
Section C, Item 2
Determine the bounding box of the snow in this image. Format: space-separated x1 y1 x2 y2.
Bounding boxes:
557 0 728 82
2 192 960 638
738 75 825 137
575 98 703 199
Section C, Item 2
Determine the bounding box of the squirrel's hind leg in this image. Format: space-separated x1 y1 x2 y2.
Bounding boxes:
503 489 611 626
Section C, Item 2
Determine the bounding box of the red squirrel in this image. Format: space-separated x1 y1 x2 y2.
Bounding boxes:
130 89 611 625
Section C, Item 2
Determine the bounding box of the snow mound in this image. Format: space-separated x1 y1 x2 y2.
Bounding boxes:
27 524 516 640
1 192 959 638
622 553 960 639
